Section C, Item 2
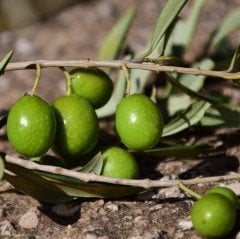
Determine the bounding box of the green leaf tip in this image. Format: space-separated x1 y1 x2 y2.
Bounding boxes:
139 0 188 59
98 6 136 60
0 50 14 75
208 7 240 53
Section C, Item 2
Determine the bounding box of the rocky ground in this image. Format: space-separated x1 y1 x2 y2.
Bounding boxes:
1 0 240 238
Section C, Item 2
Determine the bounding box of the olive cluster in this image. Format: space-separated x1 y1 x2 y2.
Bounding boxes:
191 186 239 238
6 67 164 179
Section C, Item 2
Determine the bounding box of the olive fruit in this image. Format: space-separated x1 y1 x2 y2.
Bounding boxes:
101 146 139 179
191 193 236 238
7 95 56 157
206 186 239 210
52 94 99 160
70 67 113 109
115 94 164 151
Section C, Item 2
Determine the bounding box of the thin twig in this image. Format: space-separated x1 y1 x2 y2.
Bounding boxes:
30 63 41 96
59 66 72 95
4 59 240 80
121 64 131 96
4 155 240 189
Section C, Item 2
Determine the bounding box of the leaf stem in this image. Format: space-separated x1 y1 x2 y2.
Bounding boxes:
30 64 41 96
178 182 201 200
122 64 131 96
60 67 72 95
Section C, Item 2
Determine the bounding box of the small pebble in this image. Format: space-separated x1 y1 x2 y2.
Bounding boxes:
178 219 193 230
18 208 39 229
157 187 184 199
105 203 118 212
0 220 15 236
133 216 148 227
84 233 98 239
149 204 162 211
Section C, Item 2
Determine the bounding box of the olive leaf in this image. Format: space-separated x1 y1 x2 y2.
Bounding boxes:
96 67 126 118
0 50 14 75
138 144 208 159
227 44 240 73
170 0 207 56
167 59 214 116
200 104 240 127
4 162 75 204
140 0 188 58
31 155 68 168
179 59 215 91
73 152 103 175
165 72 240 129
163 100 211 137
165 73 217 103
4 160 143 203
0 155 4 180
98 6 135 60
208 7 240 53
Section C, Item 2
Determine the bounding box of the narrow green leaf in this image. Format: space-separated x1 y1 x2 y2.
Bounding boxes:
167 59 214 116
227 44 240 73
76 152 103 175
45 177 144 199
172 0 207 54
130 68 151 94
163 100 211 137
141 0 188 58
165 73 217 103
167 94 192 116
208 7 240 53
137 144 208 159
0 155 4 180
179 59 215 91
0 50 13 75
98 6 135 60
5 161 143 203
201 104 240 127
30 155 67 168
4 163 74 203
96 68 126 118
165 72 240 129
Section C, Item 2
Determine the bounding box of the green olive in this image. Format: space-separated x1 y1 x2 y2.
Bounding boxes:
52 94 99 160
7 95 56 157
70 67 113 109
206 186 239 210
115 94 164 151
191 193 236 238
101 146 139 179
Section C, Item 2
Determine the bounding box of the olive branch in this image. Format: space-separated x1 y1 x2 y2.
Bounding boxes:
4 155 240 189
5 59 240 80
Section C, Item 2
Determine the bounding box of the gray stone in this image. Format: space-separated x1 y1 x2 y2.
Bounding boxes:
18 208 39 229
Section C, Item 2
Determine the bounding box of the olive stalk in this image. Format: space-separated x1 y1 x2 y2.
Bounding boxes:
4 59 240 80
30 63 41 96
60 67 72 95
4 154 240 191
178 182 201 200
121 64 131 96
